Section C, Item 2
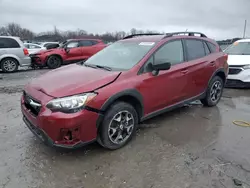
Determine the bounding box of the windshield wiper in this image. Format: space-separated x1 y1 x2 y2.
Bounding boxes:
96 65 112 71
84 63 97 69
84 63 112 71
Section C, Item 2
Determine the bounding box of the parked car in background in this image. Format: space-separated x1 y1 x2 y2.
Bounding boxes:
0 36 31 73
224 39 250 88
21 32 228 150
39 42 59 49
30 38 106 69
24 43 45 54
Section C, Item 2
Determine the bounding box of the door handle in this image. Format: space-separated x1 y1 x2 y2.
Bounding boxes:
181 69 189 74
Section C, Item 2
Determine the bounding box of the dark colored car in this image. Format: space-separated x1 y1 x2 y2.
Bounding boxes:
30 39 106 69
21 32 228 150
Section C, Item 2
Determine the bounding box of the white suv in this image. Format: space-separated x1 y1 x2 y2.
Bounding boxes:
0 36 31 73
225 39 250 88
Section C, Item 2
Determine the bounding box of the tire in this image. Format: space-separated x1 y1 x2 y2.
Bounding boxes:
46 55 62 69
97 102 139 150
0 58 18 73
201 76 224 107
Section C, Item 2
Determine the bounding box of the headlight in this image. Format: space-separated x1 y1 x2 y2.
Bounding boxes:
46 93 97 113
243 64 250 69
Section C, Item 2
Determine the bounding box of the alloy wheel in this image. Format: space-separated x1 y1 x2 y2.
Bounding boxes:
210 80 222 103
108 110 135 144
3 59 17 72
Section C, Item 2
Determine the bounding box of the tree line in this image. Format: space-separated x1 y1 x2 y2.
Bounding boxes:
0 23 239 44
0 23 161 42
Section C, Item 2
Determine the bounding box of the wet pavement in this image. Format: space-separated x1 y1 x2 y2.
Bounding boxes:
0 68 250 188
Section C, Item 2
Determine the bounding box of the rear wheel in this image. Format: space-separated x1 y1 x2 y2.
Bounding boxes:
47 55 62 69
201 76 224 107
97 102 138 150
0 58 18 73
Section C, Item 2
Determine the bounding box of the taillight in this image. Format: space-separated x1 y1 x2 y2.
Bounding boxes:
23 48 29 56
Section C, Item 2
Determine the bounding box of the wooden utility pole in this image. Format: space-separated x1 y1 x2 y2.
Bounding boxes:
243 20 247 38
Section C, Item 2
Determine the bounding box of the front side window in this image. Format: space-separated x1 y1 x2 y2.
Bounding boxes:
66 41 79 48
185 39 206 61
84 41 155 71
224 42 250 55
154 40 184 65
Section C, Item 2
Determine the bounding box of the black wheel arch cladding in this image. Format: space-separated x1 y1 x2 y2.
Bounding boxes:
96 89 144 128
208 68 226 85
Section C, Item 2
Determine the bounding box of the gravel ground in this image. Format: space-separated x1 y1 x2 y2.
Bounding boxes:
0 68 250 188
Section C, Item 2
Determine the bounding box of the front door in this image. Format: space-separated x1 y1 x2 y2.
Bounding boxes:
137 39 190 116
65 41 83 62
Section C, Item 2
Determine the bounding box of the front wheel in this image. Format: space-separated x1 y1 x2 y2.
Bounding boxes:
46 55 62 69
201 76 224 107
97 102 138 150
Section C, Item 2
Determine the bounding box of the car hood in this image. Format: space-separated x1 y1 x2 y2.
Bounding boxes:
27 64 121 98
36 48 63 55
227 55 250 65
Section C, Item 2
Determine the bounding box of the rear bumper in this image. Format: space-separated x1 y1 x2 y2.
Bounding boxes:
225 79 250 88
19 57 31 66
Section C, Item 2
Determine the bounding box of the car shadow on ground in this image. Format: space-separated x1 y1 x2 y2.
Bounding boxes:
35 102 207 157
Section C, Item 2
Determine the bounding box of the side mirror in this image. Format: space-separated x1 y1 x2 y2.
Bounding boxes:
64 47 70 53
152 61 171 71
147 61 171 76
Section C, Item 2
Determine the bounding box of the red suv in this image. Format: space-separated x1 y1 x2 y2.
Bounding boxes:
21 32 228 150
30 39 106 69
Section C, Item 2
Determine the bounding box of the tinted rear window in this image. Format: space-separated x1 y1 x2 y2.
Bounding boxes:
79 40 94 46
207 42 217 53
185 39 206 61
0 38 20 48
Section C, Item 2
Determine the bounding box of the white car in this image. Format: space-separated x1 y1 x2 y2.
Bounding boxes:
39 42 59 49
224 39 250 88
24 43 45 54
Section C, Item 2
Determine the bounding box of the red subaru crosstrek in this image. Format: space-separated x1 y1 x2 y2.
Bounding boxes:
30 38 106 69
21 32 228 150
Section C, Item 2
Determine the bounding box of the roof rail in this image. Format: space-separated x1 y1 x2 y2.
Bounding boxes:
164 32 207 38
123 33 162 39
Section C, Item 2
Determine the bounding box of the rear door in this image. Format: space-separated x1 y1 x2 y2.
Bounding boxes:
137 39 190 114
183 39 217 97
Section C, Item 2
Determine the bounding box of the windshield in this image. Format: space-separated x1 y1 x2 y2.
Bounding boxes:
225 42 250 55
84 41 155 71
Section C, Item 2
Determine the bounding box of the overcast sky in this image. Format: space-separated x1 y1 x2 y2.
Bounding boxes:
0 0 249 40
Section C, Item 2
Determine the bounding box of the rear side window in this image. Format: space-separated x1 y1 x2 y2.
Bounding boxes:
154 40 184 65
203 42 211 55
185 39 205 61
206 42 217 53
79 40 94 46
0 38 20 48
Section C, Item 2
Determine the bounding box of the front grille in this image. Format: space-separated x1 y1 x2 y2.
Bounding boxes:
228 68 242 75
23 91 41 116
